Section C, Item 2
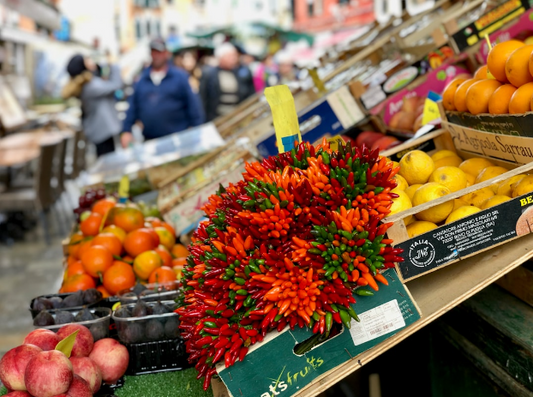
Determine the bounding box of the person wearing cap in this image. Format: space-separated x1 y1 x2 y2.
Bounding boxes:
62 54 123 157
121 38 205 147
199 42 256 122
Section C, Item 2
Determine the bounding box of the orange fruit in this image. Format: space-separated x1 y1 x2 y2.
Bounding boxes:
92 198 116 217
146 217 163 227
148 266 176 285
81 245 113 278
122 255 134 264
62 274 96 293
442 78 467 111
465 79 501 114
155 227 175 250
103 261 136 295
487 40 525 83
133 250 162 280
80 212 103 236
67 255 78 267
454 79 479 112
67 260 86 278
96 285 111 298
67 232 84 259
160 222 176 238
102 225 126 243
172 257 187 268
92 233 122 256
144 227 160 247
474 65 488 79
509 82 533 114
488 84 517 114
113 207 145 233
155 246 172 268
171 244 190 258
77 237 94 259
123 228 159 257
505 45 533 87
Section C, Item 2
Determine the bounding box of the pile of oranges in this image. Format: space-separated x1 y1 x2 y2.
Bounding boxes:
442 40 533 115
62 197 189 297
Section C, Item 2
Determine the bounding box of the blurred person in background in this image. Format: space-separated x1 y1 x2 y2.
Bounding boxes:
121 38 205 148
199 43 255 122
173 50 202 93
253 53 279 92
62 54 123 157
277 51 301 89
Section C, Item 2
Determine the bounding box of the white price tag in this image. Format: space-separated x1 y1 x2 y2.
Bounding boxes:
349 300 406 345
361 85 387 110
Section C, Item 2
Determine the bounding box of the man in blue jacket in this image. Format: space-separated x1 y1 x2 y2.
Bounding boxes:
121 38 205 147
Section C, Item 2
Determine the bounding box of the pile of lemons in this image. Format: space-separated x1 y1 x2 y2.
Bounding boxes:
388 149 533 238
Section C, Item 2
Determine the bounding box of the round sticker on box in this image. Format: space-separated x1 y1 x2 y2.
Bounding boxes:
408 239 436 268
383 66 419 93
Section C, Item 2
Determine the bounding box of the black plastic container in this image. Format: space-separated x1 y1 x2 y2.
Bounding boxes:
29 292 103 319
125 338 190 375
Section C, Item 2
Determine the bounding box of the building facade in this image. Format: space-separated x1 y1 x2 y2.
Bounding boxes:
291 0 374 32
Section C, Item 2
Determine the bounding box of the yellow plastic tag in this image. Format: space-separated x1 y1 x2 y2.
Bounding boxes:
118 176 129 203
484 35 496 80
112 301 122 311
264 85 302 154
327 135 346 152
422 99 440 125
308 67 327 95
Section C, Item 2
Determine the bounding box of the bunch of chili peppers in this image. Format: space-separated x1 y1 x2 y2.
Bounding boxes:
177 139 404 389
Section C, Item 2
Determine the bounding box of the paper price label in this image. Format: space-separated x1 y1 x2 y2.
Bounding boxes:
349 300 406 345
327 135 346 152
264 85 302 154
421 91 442 125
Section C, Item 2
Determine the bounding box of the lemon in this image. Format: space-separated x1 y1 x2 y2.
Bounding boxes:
404 184 423 202
459 158 495 177
497 175 526 196
462 187 494 208
512 175 533 197
453 198 470 210
428 166 468 193
475 166 509 189
481 195 511 209
406 221 438 238
445 206 481 224
389 190 413 224
392 174 409 191
399 150 435 185
434 156 463 169
431 149 458 162
465 173 476 187
412 182 454 223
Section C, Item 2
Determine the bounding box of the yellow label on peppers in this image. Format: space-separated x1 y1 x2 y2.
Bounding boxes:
327 135 346 152
265 85 302 154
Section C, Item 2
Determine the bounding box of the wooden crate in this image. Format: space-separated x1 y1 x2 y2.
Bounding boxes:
495 261 533 308
381 128 533 282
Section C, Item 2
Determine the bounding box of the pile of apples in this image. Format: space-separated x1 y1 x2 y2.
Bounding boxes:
0 324 129 397
354 131 400 152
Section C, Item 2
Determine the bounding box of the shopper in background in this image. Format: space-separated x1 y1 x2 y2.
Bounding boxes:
199 43 255 122
253 53 280 93
62 54 123 157
277 51 300 89
121 38 205 147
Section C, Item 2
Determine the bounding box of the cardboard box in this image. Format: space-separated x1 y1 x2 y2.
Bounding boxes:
256 86 367 159
216 269 420 397
382 128 533 282
369 61 472 136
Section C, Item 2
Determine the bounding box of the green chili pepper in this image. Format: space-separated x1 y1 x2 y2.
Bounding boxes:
236 289 248 296
325 312 333 332
339 309 352 329
204 321 217 328
355 289 374 297
235 277 246 286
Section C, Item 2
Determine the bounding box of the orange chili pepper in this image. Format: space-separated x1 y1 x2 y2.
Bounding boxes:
374 273 389 286
362 272 379 291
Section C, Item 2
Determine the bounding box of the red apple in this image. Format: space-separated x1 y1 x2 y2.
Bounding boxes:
4 391 32 396
23 329 61 351
70 357 102 393
64 375 91 397
89 338 129 383
56 324 93 358
401 96 419 113
25 350 73 397
0 344 42 391
371 136 400 152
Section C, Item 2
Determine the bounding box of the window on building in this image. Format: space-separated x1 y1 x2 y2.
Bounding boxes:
256 1 263 10
290 0 295 19
135 19 142 39
338 0 349 4
155 21 161 37
307 0 314 15
146 20 151 37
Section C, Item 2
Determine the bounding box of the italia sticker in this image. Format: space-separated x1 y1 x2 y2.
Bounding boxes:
408 239 436 268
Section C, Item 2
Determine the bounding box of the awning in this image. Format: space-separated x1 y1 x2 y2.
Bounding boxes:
0 0 61 31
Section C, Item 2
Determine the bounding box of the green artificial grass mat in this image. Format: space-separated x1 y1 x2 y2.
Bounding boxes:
1 368 212 397
115 368 212 397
